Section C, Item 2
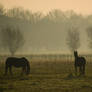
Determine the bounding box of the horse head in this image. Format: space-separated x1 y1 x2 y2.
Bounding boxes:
74 50 78 57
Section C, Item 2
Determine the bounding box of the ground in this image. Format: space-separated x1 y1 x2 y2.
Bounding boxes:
0 59 92 92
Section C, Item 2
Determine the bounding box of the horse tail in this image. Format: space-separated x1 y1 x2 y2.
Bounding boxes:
83 57 86 65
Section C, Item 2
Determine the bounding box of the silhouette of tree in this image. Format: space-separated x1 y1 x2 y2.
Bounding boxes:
45 9 67 23
87 27 92 49
0 26 24 55
0 4 5 15
66 27 80 52
7 7 43 23
7 7 27 19
30 12 43 23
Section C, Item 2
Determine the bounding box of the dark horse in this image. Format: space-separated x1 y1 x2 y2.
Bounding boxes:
5 57 30 75
74 51 86 76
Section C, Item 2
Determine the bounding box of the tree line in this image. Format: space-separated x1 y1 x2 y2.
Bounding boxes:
0 4 92 55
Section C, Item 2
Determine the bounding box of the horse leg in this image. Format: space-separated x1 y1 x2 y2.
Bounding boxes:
9 66 13 75
83 65 85 75
79 66 82 76
24 66 27 74
75 66 77 76
21 67 25 75
5 65 8 75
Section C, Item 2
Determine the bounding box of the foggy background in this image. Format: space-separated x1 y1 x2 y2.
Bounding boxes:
0 1 92 55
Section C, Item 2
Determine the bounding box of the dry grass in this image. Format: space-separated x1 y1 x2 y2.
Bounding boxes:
0 56 92 92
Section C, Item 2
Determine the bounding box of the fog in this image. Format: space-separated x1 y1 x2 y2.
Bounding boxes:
0 5 92 55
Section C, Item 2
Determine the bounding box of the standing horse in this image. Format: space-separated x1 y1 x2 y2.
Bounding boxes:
5 57 30 75
74 51 86 76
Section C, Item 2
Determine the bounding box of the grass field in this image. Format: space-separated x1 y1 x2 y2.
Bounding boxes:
0 57 92 92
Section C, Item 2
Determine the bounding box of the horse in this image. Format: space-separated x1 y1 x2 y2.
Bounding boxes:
4 57 30 75
74 51 86 76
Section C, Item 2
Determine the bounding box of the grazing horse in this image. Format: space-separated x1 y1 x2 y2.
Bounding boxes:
74 51 86 76
5 57 30 75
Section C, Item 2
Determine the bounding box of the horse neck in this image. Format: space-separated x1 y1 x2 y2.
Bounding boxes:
74 55 78 60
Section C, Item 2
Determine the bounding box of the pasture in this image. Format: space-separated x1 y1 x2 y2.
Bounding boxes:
0 55 92 92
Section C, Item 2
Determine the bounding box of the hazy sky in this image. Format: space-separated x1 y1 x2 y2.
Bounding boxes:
0 0 92 15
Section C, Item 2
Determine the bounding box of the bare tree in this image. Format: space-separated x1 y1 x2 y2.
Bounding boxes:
7 7 43 23
7 7 26 19
0 26 24 55
0 4 5 15
45 9 67 23
87 27 92 49
66 27 80 52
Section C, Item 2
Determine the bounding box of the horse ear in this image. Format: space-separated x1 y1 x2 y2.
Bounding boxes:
74 50 77 52
74 51 77 53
